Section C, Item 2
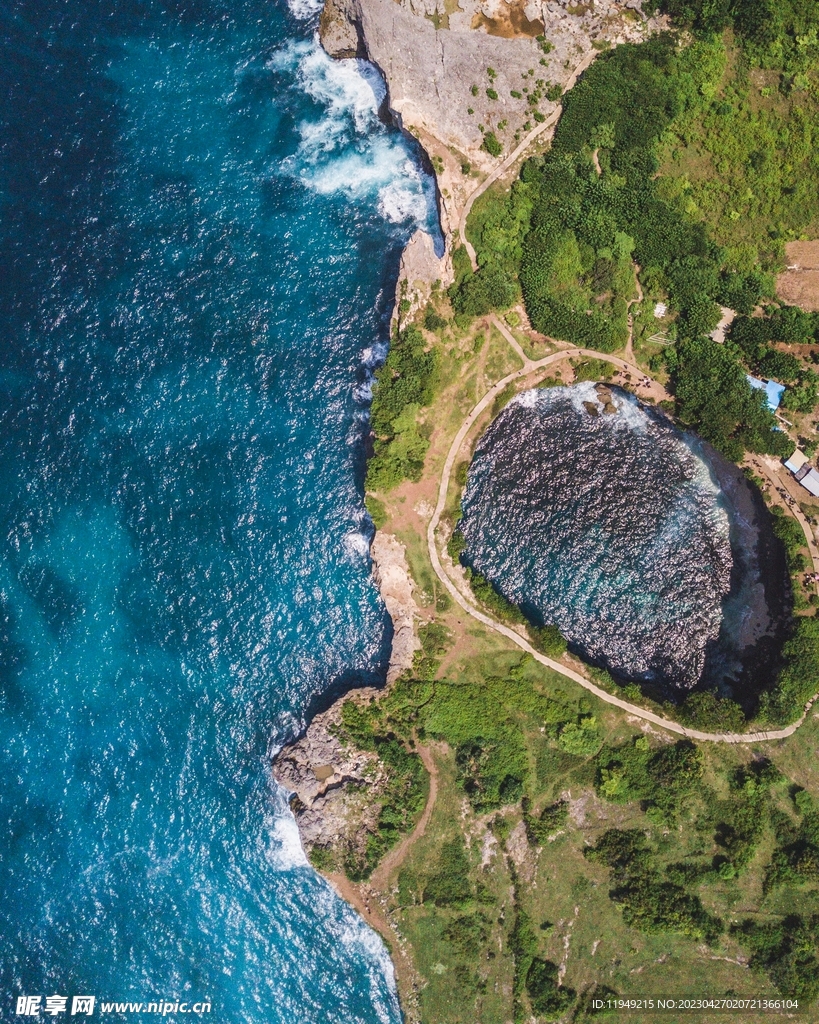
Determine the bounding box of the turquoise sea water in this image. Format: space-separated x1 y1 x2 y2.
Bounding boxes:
0 0 438 1019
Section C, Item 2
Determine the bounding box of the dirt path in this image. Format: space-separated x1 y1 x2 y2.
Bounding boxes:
371 742 439 891
325 872 422 1023
459 49 599 271
426 345 819 745
325 743 441 1024
624 262 643 365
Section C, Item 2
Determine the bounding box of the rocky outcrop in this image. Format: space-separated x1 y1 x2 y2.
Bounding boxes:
371 530 421 682
273 532 421 853
320 0 666 166
394 228 453 323
272 696 386 850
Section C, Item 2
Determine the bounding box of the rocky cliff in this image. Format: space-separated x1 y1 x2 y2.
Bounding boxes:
273 532 421 856
320 0 662 164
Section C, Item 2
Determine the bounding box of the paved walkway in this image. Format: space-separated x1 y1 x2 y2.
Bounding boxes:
426 345 818 744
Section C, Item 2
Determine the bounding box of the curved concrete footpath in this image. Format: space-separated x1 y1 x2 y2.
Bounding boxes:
459 50 599 271
426 345 818 745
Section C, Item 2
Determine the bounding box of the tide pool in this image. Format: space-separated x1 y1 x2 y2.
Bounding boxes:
0 0 438 1019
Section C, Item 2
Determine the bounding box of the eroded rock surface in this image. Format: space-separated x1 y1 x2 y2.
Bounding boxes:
273 532 421 853
371 530 421 683
273 697 386 850
320 0 666 163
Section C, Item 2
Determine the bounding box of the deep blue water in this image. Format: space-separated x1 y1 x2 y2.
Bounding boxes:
0 1 438 1020
460 384 781 693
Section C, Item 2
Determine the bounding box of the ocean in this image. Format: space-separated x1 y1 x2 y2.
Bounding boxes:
0 0 439 1019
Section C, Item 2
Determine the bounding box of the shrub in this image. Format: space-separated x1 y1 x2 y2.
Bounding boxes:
732 916 819 1001
424 837 473 906
456 734 527 810
527 623 567 658
423 305 448 331
525 799 569 845
482 131 502 157
365 495 388 529
678 691 746 732
526 958 575 1018
759 617 819 725
366 325 440 491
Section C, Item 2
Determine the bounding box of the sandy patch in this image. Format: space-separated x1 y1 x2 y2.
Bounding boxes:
777 241 819 311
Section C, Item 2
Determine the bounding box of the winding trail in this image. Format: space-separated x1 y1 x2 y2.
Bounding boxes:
624 262 643 365
426 343 819 745
370 743 439 891
459 49 599 272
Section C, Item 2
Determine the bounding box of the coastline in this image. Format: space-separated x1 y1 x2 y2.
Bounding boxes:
285 8 819 1019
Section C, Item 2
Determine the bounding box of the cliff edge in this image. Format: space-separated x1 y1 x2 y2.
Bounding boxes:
319 0 663 165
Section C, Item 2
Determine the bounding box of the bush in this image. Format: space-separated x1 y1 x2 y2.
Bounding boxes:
733 916 819 1002
527 623 567 658
596 738 703 822
464 566 527 625
423 305 448 331
424 837 473 906
451 261 517 317
367 325 440 491
365 495 387 529
456 734 527 810
759 617 819 725
678 691 746 732
526 958 575 1018
585 828 722 942
482 131 502 157
525 799 569 845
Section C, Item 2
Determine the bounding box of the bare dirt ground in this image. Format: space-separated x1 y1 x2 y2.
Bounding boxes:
324 742 442 1024
776 240 819 311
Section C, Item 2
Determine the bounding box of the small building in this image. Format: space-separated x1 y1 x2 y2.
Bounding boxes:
801 468 819 498
709 306 737 344
785 449 809 474
653 302 667 319
747 375 786 412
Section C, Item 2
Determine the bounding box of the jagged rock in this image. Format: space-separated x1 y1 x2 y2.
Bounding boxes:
319 0 668 162
394 229 452 321
371 531 421 683
273 697 387 849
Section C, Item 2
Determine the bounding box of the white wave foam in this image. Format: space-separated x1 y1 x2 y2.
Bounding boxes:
378 177 428 225
271 42 436 233
298 47 383 136
286 0 324 21
265 807 309 871
512 388 542 409
343 530 370 560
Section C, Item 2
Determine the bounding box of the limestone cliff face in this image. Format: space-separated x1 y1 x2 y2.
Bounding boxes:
320 0 662 164
273 533 421 854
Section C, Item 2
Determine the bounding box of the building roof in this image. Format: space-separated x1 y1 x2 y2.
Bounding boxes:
747 375 786 412
653 302 667 319
801 468 819 497
785 449 810 474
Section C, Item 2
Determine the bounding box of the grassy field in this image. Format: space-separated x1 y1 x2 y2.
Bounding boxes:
382 639 819 1023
